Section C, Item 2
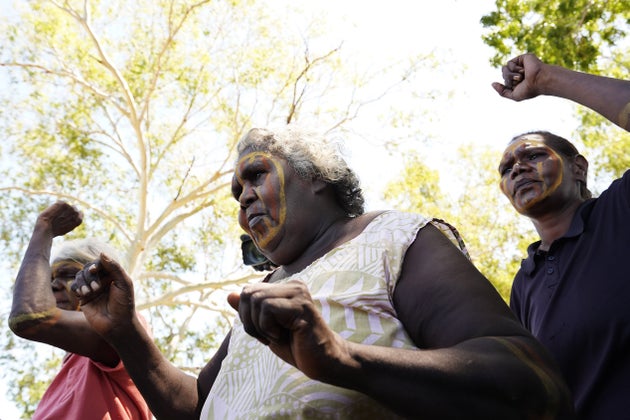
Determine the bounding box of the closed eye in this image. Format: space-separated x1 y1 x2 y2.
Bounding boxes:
498 160 513 176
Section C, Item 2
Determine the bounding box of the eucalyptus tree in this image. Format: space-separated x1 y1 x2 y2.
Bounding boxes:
0 1 429 416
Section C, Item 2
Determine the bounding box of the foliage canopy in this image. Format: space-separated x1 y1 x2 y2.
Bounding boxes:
0 0 432 416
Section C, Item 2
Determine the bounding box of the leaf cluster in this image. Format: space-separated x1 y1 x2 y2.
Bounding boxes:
0 1 433 415
481 0 629 71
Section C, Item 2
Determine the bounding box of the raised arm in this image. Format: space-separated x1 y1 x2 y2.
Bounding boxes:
73 255 228 419
8 201 118 366
227 223 574 419
492 53 630 131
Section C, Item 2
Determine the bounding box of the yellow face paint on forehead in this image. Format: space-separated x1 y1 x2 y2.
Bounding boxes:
235 151 287 249
51 260 84 272
502 135 546 157
51 260 84 280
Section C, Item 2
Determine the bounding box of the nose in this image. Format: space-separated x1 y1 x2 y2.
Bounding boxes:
239 184 257 207
510 161 526 178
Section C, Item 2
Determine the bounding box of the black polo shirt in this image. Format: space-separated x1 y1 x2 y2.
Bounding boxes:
510 170 630 420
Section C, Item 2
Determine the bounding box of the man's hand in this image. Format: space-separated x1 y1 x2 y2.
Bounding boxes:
492 53 545 101
37 201 83 237
72 254 136 340
228 280 350 382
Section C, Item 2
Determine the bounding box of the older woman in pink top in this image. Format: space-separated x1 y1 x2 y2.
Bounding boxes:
9 201 152 420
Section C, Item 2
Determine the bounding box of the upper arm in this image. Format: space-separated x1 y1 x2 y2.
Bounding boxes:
392 224 574 416
393 223 525 349
195 330 231 417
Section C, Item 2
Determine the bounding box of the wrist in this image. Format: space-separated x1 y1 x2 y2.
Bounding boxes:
33 217 55 236
538 63 572 98
320 337 362 388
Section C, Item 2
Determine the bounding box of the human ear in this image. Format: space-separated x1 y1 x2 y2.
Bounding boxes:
310 179 328 194
573 155 589 183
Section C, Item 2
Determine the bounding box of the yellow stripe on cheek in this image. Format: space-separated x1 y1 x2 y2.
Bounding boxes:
500 178 515 205
256 157 287 249
536 156 564 200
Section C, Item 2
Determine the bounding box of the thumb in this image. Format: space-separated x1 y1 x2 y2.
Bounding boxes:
227 292 240 311
94 252 123 288
96 252 134 295
491 82 509 97
99 252 119 270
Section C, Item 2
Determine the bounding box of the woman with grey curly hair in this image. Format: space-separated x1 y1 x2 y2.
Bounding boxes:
74 124 572 419
237 126 365 218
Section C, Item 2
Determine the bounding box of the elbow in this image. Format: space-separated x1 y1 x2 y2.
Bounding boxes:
528 374 575 419
507 362 575 419
8 309 55 339
492 336 575 419
8 314 30 338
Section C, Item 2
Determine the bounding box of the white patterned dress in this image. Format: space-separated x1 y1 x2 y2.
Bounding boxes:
201 211 468 419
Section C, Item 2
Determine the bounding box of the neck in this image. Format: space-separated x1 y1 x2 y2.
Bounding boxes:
271 211 381 282
275 215 349 280
530 200 583 251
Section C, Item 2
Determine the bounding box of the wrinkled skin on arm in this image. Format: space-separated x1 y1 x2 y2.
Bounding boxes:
74 221 573 419
73 255 228 419
8 201 119 366
226 223 574 419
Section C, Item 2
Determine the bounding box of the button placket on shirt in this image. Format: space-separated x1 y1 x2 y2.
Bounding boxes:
544 254 558 296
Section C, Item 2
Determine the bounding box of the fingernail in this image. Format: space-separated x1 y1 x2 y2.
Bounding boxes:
90 281 101 291
81 285 91 295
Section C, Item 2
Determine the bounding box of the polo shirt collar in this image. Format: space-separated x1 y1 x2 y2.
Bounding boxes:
520 199 596 275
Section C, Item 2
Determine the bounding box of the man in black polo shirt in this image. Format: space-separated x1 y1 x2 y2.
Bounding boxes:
493 53 630 419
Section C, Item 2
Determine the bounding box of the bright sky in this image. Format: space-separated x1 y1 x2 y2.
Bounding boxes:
0 0 580 417
277 0 579 209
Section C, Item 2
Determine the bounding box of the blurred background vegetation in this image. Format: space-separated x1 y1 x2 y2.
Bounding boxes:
0 0 627 417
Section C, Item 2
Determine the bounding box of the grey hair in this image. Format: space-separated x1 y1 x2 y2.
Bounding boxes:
52 238 123 269
236 126 365 217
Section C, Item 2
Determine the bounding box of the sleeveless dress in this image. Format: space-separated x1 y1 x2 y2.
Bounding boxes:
201 210 468 419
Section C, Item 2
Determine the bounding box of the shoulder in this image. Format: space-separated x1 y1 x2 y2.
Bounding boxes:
354 210 431 247
361 210 431 230
358 211 468 256
608 170 630 203
580 170 630 221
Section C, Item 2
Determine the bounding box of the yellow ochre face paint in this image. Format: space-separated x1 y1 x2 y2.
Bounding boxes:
51 260 83 311
234 151 287 250
499 138 564 213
